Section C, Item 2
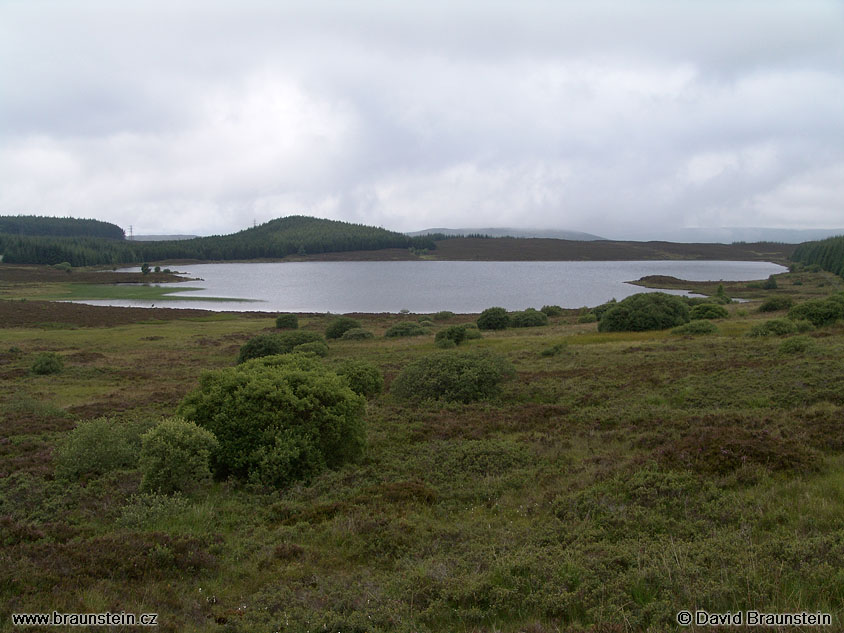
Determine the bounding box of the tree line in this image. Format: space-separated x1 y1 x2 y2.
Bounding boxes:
791 235 844 277
0 215 125 240
0 215 439 266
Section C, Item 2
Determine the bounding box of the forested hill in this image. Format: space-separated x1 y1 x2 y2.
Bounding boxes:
0 215 125 239
0 215 433 266
791 235 844 277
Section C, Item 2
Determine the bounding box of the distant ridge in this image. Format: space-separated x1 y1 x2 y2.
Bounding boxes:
407 227 607 241
604 227 844 244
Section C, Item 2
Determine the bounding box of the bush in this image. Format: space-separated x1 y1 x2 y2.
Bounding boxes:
139 418 219 494
689 303 729 320
598 293 690 332
788 296 844 327
477 307 510 331
335 360 383 398
53 262 72 273
384 322 426 338
432 311 455 321
758 296 794 312
541 343 567 357
577 312 598 323
762 275 778 290
435 324 469 346
435 337 457 349
540 305 564 317
340 327 374 341
748 318 797 337
177 354 365 487
592 299 617 320
325 316 362 339
672 320 718 335
293 341 329 357
391 351 515 403
778 336 815 355
275 314 298 329
30 352 63 375
55 417 144 479
237 331 324 363
417 319 435 328
510 308 549 328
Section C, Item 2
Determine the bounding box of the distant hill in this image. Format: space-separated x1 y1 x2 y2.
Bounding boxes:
408 227 606 241
0 215 430 266
604 227 844 244
0 215 125 240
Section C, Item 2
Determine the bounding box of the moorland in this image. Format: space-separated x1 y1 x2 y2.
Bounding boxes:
2 255 844 632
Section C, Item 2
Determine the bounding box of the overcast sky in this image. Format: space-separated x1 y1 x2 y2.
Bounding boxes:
1 0 842 237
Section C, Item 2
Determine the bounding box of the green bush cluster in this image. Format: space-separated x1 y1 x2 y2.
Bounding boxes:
335 359 384 399
748 318 797 337
139 417 219 494
293 340 329 357
758 296 794 312
577 312 598 323
672 320 719 335
384 322 426 338
434 324 471 347
689 303 729 320
177 354 365 488
55 417 147 480
325 316 362 339
340 327 374 341
778 336 815 355
30 352 63 375
540 305 563 317
510 308 549 328
275 314 298 329
391 351 515 403
476 307 510 331
788 295 844 327
598 293 690 332
432 311 455 321
237 331 324 363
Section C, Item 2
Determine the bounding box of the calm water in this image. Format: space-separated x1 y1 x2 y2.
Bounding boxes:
80 260 789 313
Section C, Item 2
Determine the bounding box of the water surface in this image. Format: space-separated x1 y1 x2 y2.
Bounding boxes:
77 260 788 313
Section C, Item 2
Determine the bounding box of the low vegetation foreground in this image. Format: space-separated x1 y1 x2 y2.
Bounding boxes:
2 266 844 632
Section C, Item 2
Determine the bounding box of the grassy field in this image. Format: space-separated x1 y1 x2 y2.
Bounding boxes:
1 268 843 632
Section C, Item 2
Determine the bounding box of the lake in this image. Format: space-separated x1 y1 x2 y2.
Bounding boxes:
81 260 790 313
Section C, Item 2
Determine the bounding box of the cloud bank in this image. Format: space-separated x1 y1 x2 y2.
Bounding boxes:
1 0 842 236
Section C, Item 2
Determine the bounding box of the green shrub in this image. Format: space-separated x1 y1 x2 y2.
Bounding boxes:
758 296 794 312
778 336 815 355
598 293 690 332
237 331 324 363
540 305 563 317
592 299 617 320
384 322 426 338
325 316 362 339
435 324 469 346
788 296 844 327
30 352 63 375
672 320 718 335
577 312 598 323
418 319 435 327
275 314 298 329
689 303 729 320
335 360 383 398
293 341 329 357
463 325 482 340
435 337 457 349
53 262 72 273
139 417 219 494
340 327 374 341
477 307 510 331
748 318 797 337
177 354 365 487
432 311 455 321
762 275 778 289
510 308 549 328
793 319 814 333
55 417 145 479
391 351 515 403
